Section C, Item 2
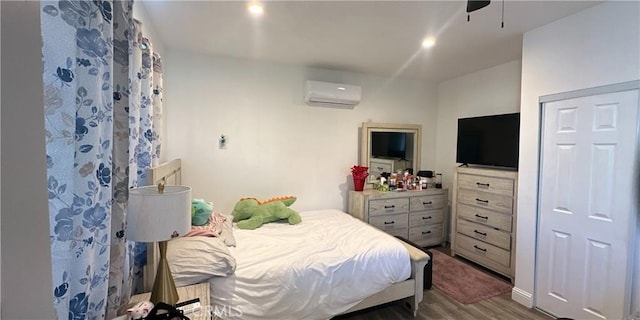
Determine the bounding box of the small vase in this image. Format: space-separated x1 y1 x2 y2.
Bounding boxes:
353 178 365 191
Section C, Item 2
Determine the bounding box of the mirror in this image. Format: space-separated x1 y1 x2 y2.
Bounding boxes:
360 122 422 183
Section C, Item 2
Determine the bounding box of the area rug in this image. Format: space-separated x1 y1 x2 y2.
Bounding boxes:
431 249 513 304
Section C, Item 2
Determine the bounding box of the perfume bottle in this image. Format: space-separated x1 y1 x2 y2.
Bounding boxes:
435 173 442 189
389 173 397 190
420 177 428 190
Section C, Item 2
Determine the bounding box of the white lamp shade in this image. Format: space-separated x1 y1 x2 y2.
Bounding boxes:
127 185 192 242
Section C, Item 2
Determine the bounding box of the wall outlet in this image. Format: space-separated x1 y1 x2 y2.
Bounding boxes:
219 134 227 149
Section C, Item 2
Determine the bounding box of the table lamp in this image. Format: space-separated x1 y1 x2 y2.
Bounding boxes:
127 184 191 305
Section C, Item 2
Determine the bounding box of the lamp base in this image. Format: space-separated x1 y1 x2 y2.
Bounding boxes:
150 240 179 305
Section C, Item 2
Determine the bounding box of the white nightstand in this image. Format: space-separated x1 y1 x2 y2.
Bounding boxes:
128 283 211 320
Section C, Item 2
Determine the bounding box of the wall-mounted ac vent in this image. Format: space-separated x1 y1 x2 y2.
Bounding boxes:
304 80 361 108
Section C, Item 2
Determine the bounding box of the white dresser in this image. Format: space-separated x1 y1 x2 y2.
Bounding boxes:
451 166 517 281
348 189 448 247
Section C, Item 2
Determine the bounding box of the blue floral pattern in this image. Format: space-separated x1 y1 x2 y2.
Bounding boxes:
41 1 163 318
76 28 110 58
152 53 164 166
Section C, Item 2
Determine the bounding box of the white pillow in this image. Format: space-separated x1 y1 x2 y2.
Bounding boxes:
166 236 236 287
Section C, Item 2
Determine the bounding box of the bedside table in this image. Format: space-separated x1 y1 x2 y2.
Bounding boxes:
128 283 211 320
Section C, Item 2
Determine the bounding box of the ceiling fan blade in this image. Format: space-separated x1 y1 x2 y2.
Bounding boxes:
467 0 491 13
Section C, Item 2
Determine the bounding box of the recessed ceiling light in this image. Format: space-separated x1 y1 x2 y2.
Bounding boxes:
422 37 436 48
248 3 264 16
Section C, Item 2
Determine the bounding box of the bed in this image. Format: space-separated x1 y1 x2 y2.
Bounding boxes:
143 160 430 319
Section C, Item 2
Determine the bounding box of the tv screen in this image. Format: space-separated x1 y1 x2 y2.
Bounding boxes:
456 113 520 168
371 132 407 159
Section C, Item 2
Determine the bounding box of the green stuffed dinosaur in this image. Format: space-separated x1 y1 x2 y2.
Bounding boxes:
231 196 302 230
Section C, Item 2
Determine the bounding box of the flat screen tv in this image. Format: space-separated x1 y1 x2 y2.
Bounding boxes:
456 113 520 168
371 132 407 160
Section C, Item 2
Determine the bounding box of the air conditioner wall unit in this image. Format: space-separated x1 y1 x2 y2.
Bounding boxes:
304 80 361 107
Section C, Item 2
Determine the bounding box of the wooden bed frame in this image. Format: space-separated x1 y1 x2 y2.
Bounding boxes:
144 159 430 317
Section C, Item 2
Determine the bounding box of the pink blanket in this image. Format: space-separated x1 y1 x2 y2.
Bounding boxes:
185 212 226 237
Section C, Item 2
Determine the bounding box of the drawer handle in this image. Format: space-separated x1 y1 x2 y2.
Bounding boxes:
377 167 384 170
422 216 432 220
384 221 395 225
475 214 489 220
476 182 490 188
473 245 487 252
422 231 431 235
422 201 433 205
474 230 487 236
475 198 489 204
384 205 396 209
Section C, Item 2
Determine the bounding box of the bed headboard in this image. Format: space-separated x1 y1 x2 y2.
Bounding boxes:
146 158 182 187
142 159 183 292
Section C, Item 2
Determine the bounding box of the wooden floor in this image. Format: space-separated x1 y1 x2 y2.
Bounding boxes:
335 289 551 320
335 245 552 320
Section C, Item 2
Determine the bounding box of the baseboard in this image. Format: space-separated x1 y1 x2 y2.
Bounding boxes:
511 286 533 308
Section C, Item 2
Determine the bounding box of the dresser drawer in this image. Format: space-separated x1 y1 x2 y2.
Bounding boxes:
458 173 514 196
457 219 511 250
369 198 409 216
369 213 408 231
455 233 511 268
409 224 442 246
457 203 512 231
409 194 445 211
457 189 513 214
384 228 408 239
409 209 444 227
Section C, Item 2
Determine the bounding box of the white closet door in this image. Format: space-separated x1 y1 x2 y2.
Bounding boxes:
536 89 638 320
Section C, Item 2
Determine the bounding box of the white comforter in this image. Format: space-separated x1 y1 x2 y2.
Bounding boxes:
209 209 411 320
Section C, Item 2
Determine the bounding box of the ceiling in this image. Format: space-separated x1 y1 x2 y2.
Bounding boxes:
141 1 600 83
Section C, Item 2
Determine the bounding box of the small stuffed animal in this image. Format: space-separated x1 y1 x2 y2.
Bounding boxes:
232 196 302 230
191 199 214 226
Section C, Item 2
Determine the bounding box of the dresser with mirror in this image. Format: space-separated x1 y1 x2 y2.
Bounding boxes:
359 122 422 183
349 122 448 247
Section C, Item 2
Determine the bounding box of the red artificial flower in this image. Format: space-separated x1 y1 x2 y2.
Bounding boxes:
351 165 369 180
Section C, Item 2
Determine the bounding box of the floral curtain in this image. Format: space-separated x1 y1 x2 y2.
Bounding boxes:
40 0 163 318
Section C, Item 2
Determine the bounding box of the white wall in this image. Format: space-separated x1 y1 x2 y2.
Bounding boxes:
1 1 55 318
435 60 522 194
515 1 640 314
435 60 522 242
163 50 438 214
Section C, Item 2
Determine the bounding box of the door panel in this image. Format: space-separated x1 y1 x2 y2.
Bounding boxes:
589 144 615 221
547 230 570 303
536 89 638 320
553 145 575 212
583 239 610 318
